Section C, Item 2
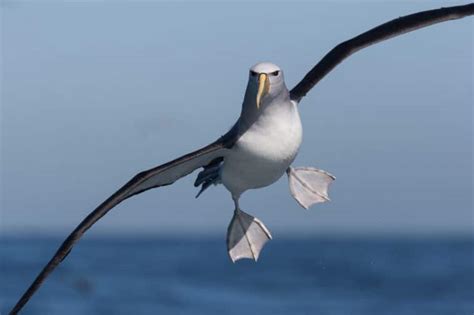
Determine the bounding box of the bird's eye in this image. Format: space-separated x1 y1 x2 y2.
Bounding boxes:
250 70 258 77
271 70 279 76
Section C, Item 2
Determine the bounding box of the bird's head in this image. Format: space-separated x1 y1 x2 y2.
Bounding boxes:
248 62 286 109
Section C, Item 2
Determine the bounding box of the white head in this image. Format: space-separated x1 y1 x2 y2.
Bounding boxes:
247 62 287 109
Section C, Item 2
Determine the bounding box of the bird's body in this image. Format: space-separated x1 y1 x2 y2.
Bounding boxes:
221 102 302 196
221 64 303 198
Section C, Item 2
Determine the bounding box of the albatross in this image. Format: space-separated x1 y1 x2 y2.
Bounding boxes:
9 3 474 314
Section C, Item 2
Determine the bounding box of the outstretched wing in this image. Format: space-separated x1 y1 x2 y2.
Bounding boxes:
9 125 239 315
290 3 474 103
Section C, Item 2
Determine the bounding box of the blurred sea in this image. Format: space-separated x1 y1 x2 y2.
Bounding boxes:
1 236 473 315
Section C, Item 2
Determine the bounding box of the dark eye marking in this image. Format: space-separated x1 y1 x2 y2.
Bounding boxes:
250 70 258 77
270 70 280 76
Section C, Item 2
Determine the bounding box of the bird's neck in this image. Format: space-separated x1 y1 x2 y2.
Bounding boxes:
239 83 291 131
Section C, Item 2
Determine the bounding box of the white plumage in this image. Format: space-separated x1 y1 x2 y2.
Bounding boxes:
221 64 303 197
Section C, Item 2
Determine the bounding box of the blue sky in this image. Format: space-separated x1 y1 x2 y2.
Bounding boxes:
1 1 472 236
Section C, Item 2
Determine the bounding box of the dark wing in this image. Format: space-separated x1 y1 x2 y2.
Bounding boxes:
9 126 239 315
290 3 474 102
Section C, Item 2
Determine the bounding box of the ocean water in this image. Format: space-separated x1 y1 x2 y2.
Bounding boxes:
1 236 473 315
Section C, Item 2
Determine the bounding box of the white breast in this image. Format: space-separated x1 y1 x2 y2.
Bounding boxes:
221 101 302 197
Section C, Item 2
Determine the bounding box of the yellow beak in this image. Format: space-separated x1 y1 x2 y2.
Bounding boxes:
256 73 269 109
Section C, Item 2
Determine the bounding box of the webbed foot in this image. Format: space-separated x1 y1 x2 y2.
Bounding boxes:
287 166 335 209
226 209 272 262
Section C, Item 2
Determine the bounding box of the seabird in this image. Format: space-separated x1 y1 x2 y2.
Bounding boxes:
9 3 473 314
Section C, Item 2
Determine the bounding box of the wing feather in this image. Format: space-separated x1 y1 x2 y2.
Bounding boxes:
9 127 238 315
290 3 474 102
